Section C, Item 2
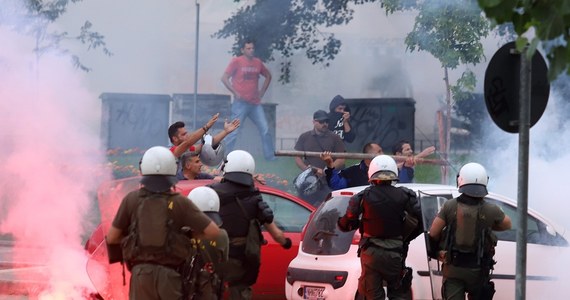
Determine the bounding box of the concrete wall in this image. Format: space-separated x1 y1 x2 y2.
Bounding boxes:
101 92 277 157
100 93 170 150
344 98 415 154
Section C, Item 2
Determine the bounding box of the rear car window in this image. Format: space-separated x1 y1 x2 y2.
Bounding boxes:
302 196 356 255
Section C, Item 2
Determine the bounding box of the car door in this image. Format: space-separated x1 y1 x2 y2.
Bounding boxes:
255 191 313 297
484 198 569 299
413 192 569 300
417 190 453 300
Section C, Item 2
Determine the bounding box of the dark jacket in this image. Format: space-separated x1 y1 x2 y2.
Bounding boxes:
338 184 421 240
328 95 355 143
324 160 369 190
209 176 273 258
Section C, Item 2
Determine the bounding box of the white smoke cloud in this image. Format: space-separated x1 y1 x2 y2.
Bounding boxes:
477 86 570 298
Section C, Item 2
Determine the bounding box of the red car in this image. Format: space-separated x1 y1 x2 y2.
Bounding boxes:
85 176 315 298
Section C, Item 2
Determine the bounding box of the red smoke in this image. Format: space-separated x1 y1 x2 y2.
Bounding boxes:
0 29 111 298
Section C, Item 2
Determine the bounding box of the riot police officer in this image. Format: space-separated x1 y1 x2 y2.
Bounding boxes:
429 162 512 300
338 155 421 300
187 186 229 300
209 150 292 299
106 146 220 300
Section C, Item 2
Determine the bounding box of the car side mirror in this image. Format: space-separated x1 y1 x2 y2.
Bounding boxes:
545 225 556 236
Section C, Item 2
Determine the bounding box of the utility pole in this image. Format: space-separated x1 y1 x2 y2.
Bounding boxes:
193 0 200 129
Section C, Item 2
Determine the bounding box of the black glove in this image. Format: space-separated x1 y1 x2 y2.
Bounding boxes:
282 237 292 249
426 235 440 259
338 216 359 232
106 237 123 264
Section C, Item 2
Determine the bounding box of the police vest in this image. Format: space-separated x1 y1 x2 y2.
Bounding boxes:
443 196 498 268
211 181 261 238
360 185 410 239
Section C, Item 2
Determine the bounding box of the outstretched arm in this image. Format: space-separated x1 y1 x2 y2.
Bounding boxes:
212 118 240 146
172 113 219 158
416 146 436 159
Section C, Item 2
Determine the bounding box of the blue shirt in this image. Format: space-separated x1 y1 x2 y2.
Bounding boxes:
325 160 370 190
398 165 415 183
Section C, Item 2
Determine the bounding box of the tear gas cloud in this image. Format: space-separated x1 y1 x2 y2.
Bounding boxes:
43 1 570 297
58 2 444 140
475 89 570 298
0 25 109 298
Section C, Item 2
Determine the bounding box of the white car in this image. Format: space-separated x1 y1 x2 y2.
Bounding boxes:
285 183 569 299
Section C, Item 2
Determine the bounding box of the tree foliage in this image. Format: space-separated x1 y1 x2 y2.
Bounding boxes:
404 1 489 69
1 0 112 71
214 0 356 83
216 0 490 88
477 0 570 80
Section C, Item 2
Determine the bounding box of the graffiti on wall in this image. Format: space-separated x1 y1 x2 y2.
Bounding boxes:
101 94 170 149
113 101 164 137
346 99 415 153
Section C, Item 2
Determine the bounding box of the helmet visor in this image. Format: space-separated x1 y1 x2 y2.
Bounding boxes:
205 212 223 226
140 175 178 193
458 183 488 198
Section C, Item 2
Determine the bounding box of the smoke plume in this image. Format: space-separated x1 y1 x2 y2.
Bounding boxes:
0 25 109 298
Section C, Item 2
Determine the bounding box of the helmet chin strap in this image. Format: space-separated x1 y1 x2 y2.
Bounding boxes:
456 173 460 188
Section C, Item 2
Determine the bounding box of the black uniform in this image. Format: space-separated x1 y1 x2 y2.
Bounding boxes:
338 183 421 300
209 173 274 300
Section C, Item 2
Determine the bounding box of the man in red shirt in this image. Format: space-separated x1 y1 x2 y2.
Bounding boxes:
168 114 240 159
221 39 276 161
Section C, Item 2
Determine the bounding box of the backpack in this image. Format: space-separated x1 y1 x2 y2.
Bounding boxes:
235 196 263 265
121 191 193 267
182 235 227 300
442 199 497 270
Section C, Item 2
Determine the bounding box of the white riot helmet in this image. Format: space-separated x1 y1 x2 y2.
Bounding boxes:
139 146 178 192
200 134 225 167
294 168 321 196
221 150 255 186
368 155 399 182
457 162 489 197
188 186 222 226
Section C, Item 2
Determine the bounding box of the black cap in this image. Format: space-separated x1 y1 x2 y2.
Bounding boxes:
313 110 329 121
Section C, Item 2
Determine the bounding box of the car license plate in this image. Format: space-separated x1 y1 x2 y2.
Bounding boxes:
303 286 325 300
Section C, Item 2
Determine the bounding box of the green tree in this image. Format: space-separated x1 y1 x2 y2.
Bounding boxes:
477 0 570 81
401 0 489 178
1 0 111 71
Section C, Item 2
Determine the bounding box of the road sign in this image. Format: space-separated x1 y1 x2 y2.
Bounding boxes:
484 42 549 133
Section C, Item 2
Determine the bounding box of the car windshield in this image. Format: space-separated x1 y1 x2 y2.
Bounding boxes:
302 195 356 255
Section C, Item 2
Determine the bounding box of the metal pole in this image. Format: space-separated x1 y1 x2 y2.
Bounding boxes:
515 47 531 300
274 150 447 165
193 0 200 130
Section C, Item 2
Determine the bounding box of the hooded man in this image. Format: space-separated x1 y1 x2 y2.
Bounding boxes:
328 95 355 143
